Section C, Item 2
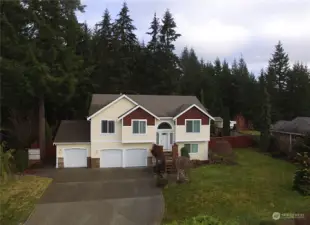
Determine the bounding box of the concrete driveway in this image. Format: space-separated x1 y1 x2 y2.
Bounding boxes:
25 168 164 225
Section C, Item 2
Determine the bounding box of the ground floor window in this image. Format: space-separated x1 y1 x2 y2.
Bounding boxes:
184 143 198 153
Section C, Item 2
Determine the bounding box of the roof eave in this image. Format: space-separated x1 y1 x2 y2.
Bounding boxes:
173 104 215 121
87 94 139 121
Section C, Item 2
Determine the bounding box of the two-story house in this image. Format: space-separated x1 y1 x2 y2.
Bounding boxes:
54 94 214 168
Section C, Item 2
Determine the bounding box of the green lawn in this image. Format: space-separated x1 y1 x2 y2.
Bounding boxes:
0 175 52 225
163 148 310 224
239 130 261 136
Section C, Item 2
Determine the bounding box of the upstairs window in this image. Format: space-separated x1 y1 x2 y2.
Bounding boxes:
132 120 146 134
101 120 115 134
186 120 201 133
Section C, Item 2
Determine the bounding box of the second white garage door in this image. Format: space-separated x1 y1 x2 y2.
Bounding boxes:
100 149 147 168
100 149 123 168
124 149 147 167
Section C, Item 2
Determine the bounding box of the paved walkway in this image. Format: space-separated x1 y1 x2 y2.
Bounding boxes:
25 168 164 225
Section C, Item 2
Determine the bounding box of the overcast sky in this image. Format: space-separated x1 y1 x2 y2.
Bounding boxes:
77 0 310 75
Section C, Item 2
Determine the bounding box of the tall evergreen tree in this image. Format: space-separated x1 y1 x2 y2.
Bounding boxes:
159 9 180 52
147 13 160 51
111 2 138 93
150 9 181 94
266 41 290 122
92 9 114 93
259 74 271 152
179 47 202 96
286 62 310 119
22 0 84 158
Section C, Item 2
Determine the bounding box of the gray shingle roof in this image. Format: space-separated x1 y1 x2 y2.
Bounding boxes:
54 120 90 143
271 117 310 135
89 94 207 117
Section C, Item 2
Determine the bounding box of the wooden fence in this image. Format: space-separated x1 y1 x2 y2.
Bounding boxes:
209 135 253 149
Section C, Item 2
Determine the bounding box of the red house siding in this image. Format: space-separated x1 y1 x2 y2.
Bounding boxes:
123 108 155 126
176 107 209 125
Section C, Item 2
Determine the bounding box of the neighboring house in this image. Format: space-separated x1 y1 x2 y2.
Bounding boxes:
213 117 223 129
54 94 214 168
234 114 251 130
271 117 310 152
213 117 236 129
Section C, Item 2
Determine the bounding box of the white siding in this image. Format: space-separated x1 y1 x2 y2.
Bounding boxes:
175 124 210 142
121 124 156 143
177 141 209 160
91 97 135 143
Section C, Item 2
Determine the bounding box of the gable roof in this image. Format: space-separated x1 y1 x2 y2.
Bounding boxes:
271 117 310 135
88 94 209 118
54 120 90 143
173 104 215 120
118 105 160 120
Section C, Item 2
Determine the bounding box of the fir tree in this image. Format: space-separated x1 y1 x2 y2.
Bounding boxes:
266 41 290 122
147 13 160 52
159 9 181 52
259 74 271 152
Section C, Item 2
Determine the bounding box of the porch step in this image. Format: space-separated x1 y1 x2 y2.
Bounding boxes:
165 157 176 174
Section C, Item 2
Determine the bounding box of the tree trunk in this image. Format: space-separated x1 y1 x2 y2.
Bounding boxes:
39 95 46 161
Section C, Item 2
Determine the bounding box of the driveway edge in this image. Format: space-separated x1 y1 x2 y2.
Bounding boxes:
158 191 165 225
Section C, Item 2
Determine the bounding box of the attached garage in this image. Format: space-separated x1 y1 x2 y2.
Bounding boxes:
100 149 123 168
99 148 147 168
124 149 147 167
63 148 87 168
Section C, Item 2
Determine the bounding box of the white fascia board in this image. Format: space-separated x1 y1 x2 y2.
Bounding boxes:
173 104 215 121
87 94 138 121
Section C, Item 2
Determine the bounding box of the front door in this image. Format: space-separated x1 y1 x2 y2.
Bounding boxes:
159 132 169 150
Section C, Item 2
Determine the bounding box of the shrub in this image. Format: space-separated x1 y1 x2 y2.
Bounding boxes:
209 140 236 164
294 133 310 155
293 152 310 196
0 142 15 181
181 146 190 158
14 149 29 173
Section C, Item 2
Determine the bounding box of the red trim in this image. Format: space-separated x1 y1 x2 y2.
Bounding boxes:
176 107 209 125
123 108 155 126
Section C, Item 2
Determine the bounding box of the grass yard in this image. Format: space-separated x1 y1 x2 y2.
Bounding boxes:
0 175 52 225
239 130 261 136
163 148 310 224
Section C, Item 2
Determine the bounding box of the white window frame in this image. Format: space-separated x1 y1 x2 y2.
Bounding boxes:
101 120 116 134
185 119 201 133
184 143 199 154
132 119 147 135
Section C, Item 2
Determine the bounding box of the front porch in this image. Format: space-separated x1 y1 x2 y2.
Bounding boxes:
156 121 175 151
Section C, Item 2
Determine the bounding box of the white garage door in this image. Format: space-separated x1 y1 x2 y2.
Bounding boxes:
100 149 123 168
124 149 147 167
64 148 87 168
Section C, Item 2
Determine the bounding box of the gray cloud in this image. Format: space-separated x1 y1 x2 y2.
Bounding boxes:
79 0 310 75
